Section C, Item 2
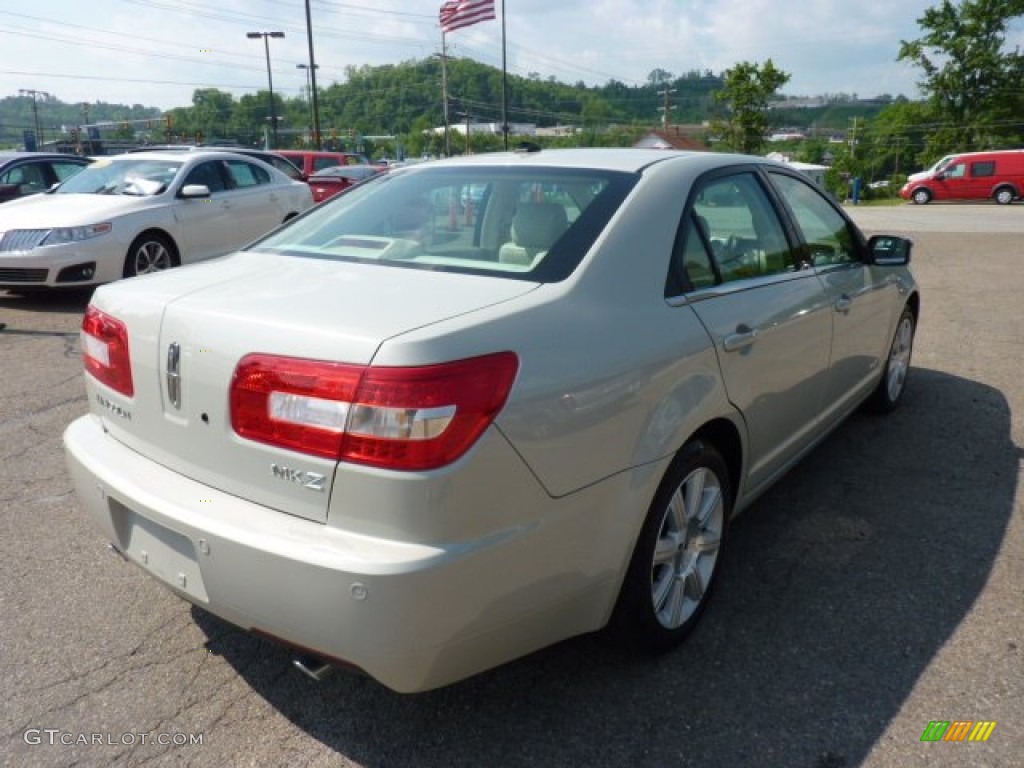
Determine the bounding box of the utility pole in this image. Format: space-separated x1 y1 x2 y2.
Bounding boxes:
849 116 860 160
304 0 322 150
658 87 676 130
19 88 51 149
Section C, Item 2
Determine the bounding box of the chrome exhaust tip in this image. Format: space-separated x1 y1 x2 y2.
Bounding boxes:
292 654 333 682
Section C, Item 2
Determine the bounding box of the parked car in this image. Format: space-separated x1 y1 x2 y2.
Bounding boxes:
900 148 1024 204
307 164 385 203
0 151 91 203
277 150 368 177
65 148 919 693
0 150 313 290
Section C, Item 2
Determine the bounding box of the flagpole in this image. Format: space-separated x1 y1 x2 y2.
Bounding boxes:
501 0 508 150
441 32 450 157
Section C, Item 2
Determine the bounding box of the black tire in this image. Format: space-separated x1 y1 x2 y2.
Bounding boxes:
912 188 931 205
123 232 177 278
867 307 915 413
609 440 731 652
994 186 1015 205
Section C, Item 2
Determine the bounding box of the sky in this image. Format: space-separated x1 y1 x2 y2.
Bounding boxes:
3 0 1020 114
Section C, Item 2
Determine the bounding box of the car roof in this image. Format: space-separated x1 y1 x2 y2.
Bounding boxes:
105 150 263 163
0 151 90 164
399 147 762 174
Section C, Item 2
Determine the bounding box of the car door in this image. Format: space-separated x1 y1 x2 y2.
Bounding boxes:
676 169 833 493
222 159 286 246
173 159 233 261
767 170 900 424
935 160 970 200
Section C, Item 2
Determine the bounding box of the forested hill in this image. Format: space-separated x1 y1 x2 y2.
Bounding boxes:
2 57 889 148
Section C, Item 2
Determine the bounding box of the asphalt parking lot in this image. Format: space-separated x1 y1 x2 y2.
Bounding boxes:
1 203 1022 767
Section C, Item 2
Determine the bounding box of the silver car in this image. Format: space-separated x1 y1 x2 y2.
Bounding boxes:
64 148 919 692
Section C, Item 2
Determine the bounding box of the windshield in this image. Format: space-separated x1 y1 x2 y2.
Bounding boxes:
930 155 955 174
251 165 636 282
56 158 183 196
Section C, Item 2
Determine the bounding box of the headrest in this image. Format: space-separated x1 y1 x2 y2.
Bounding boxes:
512 203 568 250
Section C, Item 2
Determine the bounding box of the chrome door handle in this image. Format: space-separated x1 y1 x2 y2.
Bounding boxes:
834 295 852 313
723 328 758 352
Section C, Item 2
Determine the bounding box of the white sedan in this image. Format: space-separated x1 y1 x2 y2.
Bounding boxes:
0 151 313 290
65 148 918 693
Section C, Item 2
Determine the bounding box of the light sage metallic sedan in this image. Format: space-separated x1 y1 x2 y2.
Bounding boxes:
64 148 919 693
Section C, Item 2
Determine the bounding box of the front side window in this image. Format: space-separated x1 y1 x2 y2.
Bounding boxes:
52 161 88 182
252 166 635 282
1 163 47 192
182 161 227 194
945 163 967 179
769 171 859 267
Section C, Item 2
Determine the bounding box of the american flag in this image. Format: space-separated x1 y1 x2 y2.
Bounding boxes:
439 0 496 34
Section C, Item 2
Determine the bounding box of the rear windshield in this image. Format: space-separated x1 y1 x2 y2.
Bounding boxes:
250 165 637 282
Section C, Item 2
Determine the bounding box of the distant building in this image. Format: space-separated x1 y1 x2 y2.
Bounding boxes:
536 125 577 137
437 122 537 137
766 152 828 187
633 127 708 151
768 131 807 142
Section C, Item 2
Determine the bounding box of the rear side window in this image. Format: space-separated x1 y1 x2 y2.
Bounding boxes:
226 160 270 188
971 161 996 177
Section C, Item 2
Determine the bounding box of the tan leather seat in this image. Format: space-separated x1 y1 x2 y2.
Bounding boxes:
498 203 568 267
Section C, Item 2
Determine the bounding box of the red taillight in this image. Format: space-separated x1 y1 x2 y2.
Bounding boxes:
230 352 519 470
81 306 134 397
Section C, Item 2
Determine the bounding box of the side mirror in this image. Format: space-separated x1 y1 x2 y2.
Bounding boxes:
867 235 912 266
179 184 211 199
934 172 946 181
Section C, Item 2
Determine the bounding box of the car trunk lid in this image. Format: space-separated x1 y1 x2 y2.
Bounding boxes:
87 252 538 522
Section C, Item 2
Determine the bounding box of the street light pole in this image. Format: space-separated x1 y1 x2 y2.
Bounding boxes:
246 31 284 149
296 63 319 144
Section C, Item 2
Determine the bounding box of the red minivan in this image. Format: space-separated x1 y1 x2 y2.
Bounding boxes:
900 149 1024 204
277 150 368 177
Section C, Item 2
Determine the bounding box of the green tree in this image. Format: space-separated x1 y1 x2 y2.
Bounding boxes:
898 0 1024 151
712 59 791 154
191 88 235 142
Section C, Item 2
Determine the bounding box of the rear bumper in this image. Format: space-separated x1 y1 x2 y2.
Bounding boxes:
64 414 633 692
